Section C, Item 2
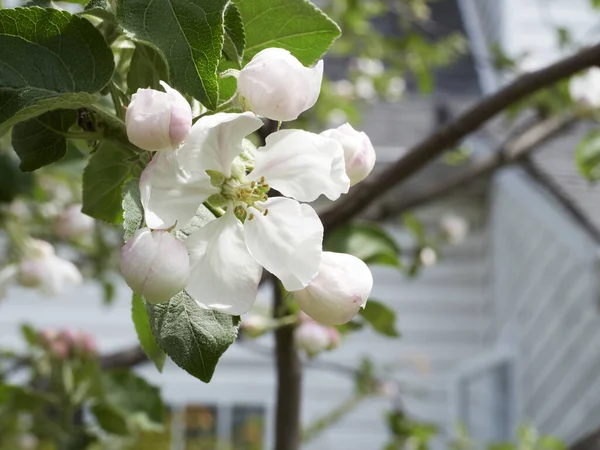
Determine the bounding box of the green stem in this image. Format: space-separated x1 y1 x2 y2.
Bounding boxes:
193 96 239 122
302 394 368 443
203 201 225 218
109 82 125 120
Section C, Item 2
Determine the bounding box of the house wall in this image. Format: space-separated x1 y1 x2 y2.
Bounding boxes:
491 168 600 444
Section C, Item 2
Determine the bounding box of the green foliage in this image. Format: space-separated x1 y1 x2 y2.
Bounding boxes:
132 293 167 372
100 370 164 431
236 0 341 65
127 42 170 93
223 3 246 69
91 402 130 435
359 300 400 337
385 410 437 450
325 221 402 267
146 291 240 383
82 141 136 223
116 0 230 109
122 178 144 242
11 110 78 171
576 129 600 182
0 152 33 203
0 7 114 135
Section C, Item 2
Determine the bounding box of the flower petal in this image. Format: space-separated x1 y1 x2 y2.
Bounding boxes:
248 130 350 202
140 150 217 229
185 210 263 315
178 112 263 177
244 197 323 291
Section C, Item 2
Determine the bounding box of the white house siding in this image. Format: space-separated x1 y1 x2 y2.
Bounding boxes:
491 168 600 444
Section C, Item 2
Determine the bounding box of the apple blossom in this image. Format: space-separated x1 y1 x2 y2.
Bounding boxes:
440 214 469 245
240 314 271 338
140 112 349 315
55 204 95 240
126 81 192 151
570 68 600 108
120 228 189 304
295 321 332 357
321 123 376 186
237 48 324 122
419 247 437 267
292 252 373 325
16 239 82 296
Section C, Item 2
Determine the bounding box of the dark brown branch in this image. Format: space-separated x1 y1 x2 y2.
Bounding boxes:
100 345 147 370
320 42 600 233
273 281 302 450
569 427 600 450
367 113 577 221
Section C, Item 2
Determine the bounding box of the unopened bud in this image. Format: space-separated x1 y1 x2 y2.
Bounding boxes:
240 314 271 338
295 321 331 357
326 327 341 350
55 204 95 240
126 81 192 151
120 228 190 304
320 124 376 186
439 214 469 245
292 252 373 326
237 48 323 122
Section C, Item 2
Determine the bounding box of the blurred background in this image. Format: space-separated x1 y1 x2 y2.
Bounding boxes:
2 0 600 449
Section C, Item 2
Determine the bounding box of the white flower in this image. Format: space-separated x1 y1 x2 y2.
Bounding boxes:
419 247 437 267
570 68 600 108
55 204 95 240
126 81 192 151
292 252 373 325
140 112 349 315
120 228 190 304
295 321 332 357
355 76 376 101
321 123 376 186
17 240 82 296
354 58 385 77
387 76 406 100
439 214 469 245
330 79 354 98
237 48 324 122
240 314 271 338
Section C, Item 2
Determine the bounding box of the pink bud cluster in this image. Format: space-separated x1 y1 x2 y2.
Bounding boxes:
294 312 341 358
37 328 97 360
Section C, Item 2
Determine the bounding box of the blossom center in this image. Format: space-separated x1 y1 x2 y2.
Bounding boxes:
215 175 270 222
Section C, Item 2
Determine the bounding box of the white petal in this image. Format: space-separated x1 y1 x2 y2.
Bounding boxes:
140 150 217 229
40 256 82 296
185 210 263 315
244 197 323 291
248 130 350 202
178 112 263 177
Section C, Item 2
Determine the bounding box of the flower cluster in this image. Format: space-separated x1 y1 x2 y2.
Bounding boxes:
38 328 97 360
0 239 82 300
121 48 376 324
295 312 340 358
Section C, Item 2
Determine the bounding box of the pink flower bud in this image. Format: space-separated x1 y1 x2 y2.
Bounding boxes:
120 228 190 304
292 252 373 326
240 314 271 338
238 48 324 122
55 204 95 240
49 339 69 360
326 327 341 350
294 321 331 357
126 81 192 151
321 124 376 186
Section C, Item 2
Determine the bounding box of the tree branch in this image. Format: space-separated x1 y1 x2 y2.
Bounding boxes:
320 43 600 233
366 113 577 221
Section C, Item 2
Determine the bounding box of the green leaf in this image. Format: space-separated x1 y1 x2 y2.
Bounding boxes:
132 294 167 372
236 0 341 65
83 0 117 22
222 3 245 68
11 110 78 171
122 178 144 242
91 403 129 435
116 0 229 109
0 152 33 203
127 42 170 93
82 141 134 223
101 370 164 428
20 324 38 346
147 291 239 383
576 129 600 182
325 222 401 267
0 8 114 134
359 300 400 338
